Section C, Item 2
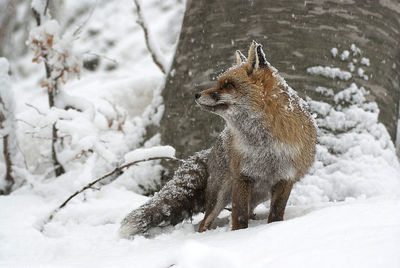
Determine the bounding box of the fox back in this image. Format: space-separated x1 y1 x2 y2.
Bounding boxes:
195 41 316 231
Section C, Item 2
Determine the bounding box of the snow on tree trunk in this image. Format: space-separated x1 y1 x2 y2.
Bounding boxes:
160 0 400 162
0 58 16 194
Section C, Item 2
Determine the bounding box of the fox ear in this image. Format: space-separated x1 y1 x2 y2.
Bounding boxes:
246 41 269 72
235 50 247 65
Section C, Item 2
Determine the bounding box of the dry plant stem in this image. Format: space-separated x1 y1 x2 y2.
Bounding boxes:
32 6 65 177
133 0 166 74
41 156 181 230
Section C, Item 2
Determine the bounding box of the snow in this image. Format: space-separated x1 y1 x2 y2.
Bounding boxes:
315 86 334 97
1 1 400 267
358 67 368 80
307 66 352 81
1 193 400 268
330 47 338 57
340 50 350 61
348 62 355 72
350 43 361 56
124 145 176 164
361 57 370 66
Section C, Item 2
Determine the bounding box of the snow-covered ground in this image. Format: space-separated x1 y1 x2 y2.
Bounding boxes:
1 1 400 267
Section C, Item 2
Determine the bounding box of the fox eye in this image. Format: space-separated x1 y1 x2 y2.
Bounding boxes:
224 82 234 89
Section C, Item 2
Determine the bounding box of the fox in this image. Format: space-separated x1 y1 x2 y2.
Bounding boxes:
119 41 316 238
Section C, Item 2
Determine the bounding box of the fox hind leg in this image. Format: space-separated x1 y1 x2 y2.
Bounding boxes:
268 179 294 223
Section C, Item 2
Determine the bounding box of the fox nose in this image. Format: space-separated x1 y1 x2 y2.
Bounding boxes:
194 93 201 99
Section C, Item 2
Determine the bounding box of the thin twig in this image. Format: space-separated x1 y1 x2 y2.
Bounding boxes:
43 0 50 17
16 118 50 130
85 52 119 66
25 103 46 116
73 6 94 37
40 156 181 231
73 0 98 37
133 0 166 74
24 132 51 140
16 142 29 170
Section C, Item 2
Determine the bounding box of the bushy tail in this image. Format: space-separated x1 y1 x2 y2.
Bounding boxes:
119 149 210 238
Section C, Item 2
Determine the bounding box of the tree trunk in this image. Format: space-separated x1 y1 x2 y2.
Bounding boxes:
160 0 400 162
0 60 15 194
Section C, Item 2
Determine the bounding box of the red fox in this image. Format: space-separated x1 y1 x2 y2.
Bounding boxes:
119 41 316 238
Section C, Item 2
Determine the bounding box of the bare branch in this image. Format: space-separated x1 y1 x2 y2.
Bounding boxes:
40 156 182 230
25 103 46 116
17 118 50 130
32 7 41 26
85 52 119 66
43 0 50 17
133 0 166 74
73 0 98 37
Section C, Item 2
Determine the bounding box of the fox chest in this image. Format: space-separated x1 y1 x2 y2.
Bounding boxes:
231 134 297 181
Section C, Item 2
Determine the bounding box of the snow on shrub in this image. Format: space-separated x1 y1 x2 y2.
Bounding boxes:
27 19 80 88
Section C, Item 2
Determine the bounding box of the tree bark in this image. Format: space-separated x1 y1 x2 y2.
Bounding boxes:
1 135 13 194
160 0 400 161
0 93 15 194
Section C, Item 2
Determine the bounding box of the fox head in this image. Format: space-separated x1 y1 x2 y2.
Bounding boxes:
195 41 275 120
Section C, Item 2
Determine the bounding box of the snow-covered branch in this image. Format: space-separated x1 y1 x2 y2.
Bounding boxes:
41 150 181 230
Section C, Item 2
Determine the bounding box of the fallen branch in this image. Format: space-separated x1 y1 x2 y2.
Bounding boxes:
133 0 166 74
40 156 181 231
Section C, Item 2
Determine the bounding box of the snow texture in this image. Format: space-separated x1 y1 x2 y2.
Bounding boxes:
315 86 334 97
307 66 352 81
358 67 368 80
124 145 176 164
361 57 370 66
330 47 338 57
340 50 350 61
348 62 355 72
350 43 361 56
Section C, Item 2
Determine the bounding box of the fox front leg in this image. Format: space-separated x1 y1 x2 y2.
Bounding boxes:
231 176 251 230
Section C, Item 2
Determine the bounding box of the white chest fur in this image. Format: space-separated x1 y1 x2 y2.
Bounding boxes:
231 129 298 181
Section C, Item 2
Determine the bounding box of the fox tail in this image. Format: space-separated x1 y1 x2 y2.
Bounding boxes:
119 149 210 238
